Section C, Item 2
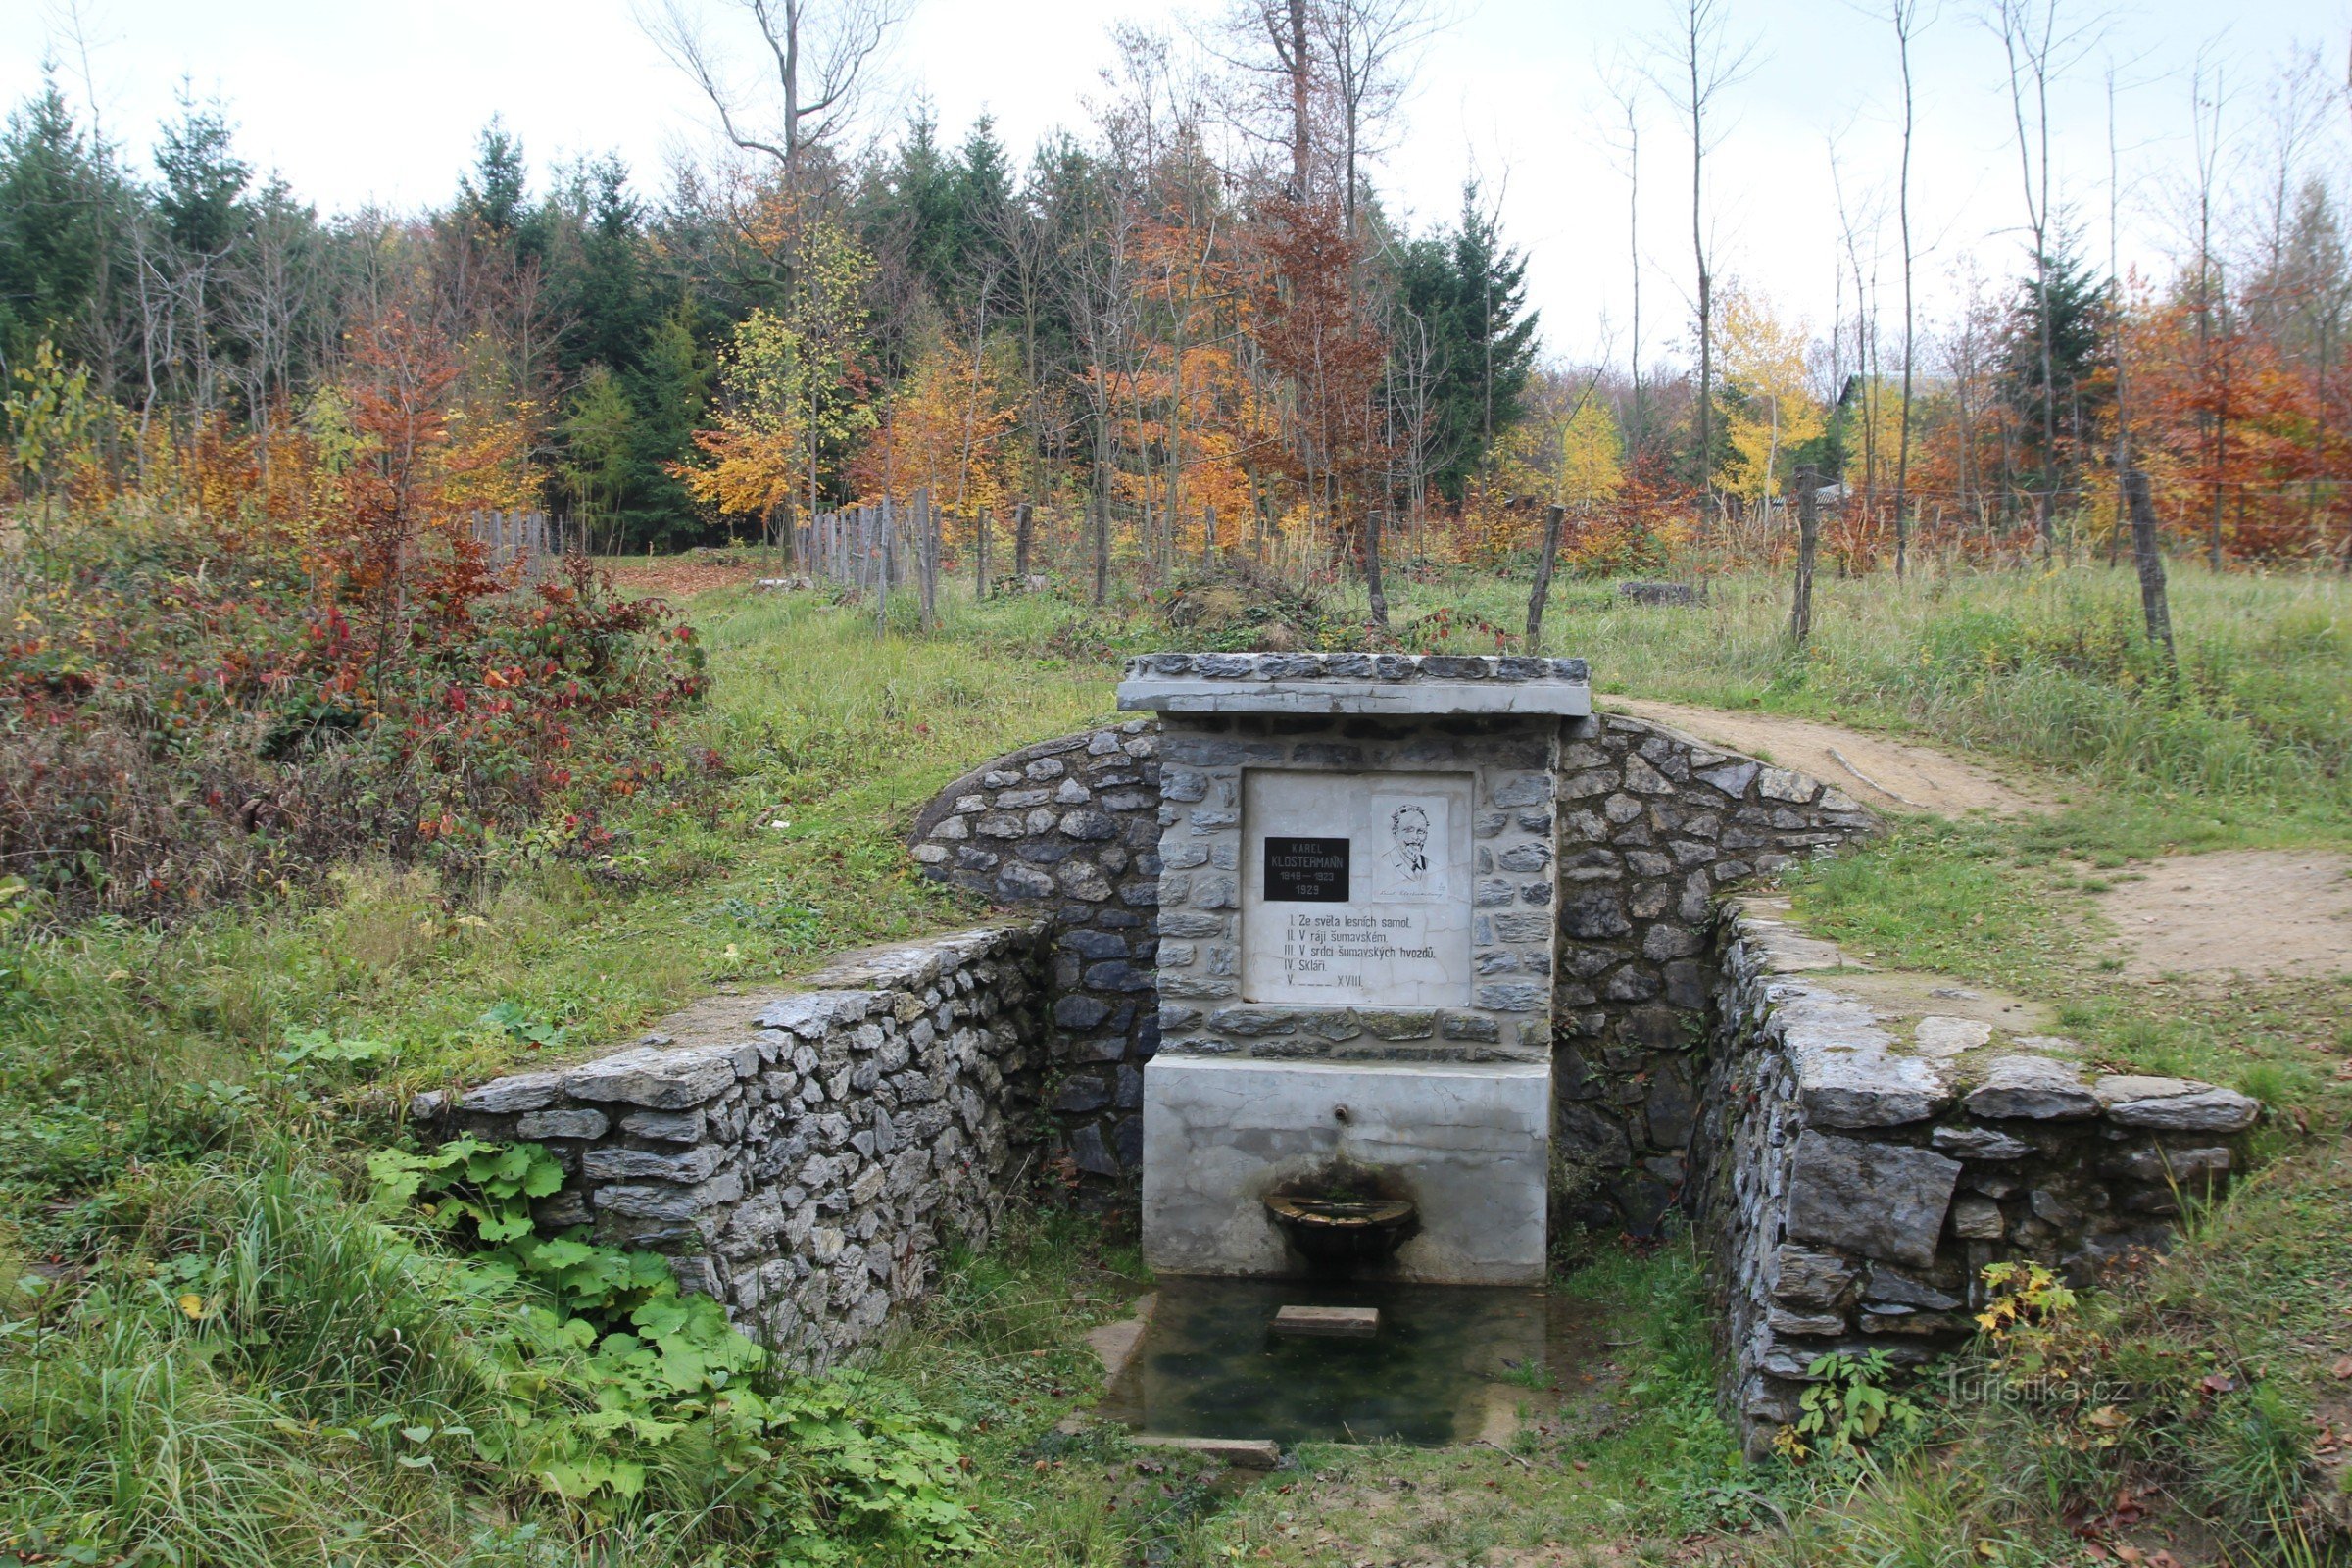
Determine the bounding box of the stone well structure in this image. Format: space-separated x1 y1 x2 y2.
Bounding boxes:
906 653 1888 1239
423 649 2263 1438
1121 653 1588 1283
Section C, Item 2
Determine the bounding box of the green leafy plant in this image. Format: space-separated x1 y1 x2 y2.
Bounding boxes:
364 1138 976 1555
1783 1349 1925 1468
475 1002 574 1052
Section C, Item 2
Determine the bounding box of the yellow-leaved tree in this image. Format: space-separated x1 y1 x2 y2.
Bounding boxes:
1717 285 1823 507
856 335 1023 543
679 308 809 520
677 220 875 526
1463 383 1625 563
1555 395 1625 507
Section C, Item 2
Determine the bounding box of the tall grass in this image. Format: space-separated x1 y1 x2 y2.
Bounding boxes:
1373 562 2352 825
745 558 2352 833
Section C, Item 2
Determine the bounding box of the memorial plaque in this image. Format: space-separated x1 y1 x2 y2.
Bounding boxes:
1263 837 1349 902
1241 770 1473 1007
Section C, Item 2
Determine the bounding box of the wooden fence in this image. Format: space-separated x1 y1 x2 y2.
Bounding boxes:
794 490 979 632
469 509 576 576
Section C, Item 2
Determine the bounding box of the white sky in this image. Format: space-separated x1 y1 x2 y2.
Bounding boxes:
5 0 2347 367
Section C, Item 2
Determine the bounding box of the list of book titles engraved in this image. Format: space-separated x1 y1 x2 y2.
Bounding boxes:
1277 908 1439 990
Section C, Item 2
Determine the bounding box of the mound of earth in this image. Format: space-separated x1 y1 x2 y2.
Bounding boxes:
1161 562 1345 652
2098 850 2352 983
1604 696 2051 818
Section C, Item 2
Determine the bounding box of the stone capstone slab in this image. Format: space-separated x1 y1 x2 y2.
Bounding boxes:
1116 652 1591 716
2092 1076 2261 1132
1964 1055 2099 1121
1784 1131 1961 1268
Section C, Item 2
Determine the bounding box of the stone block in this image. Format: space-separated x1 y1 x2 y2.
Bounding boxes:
565 1050 739 1110
1949 1196 2005 1240
622 1108 707 1143
460 1072 564 1114
515 1108 610 1141
995 864 1056 900
2092 1076 2260 1132
1965 1055 2099 1120
1771 1246 1857 1307
1931 1125 2034 1160
2105 1145 2231 1184
1560 890 1632 940
1785 1131 1962 1268
1862 1264 1961 1310
1059 808 1118 841
1056 861 1114 901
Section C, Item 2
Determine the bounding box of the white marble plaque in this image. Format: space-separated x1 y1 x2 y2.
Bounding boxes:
1241 770 1473 1006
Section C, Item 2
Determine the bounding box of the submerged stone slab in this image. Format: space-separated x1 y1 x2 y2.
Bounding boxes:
1141 1056 1551 1284
1131 1435 1282 1469
1273 1304 1380 1338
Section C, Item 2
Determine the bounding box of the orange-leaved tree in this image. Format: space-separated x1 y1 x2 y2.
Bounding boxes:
853 334 1022 547
1253 196 1393 614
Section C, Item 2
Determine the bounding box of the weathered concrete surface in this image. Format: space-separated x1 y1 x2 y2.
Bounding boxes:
1141 1056 1552 1284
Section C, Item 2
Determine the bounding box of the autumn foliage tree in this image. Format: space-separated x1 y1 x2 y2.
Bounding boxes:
1253 196 1394 612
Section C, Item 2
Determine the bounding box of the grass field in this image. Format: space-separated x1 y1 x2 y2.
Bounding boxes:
3 555 2349 1565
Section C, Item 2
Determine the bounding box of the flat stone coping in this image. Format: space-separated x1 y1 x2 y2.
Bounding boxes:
1727 897 2262 1135
1115 652 1592 716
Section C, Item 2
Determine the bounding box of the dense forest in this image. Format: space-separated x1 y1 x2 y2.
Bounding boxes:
4 0 2351 588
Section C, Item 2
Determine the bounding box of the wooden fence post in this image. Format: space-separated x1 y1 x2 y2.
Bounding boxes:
1014 501 1033 583
1093 493 1109 605
1791 468 1820 647
1525 504 1565 649
976 506 991 600
1203 501 1217 568
2124 468 2178 675
915 488 938 631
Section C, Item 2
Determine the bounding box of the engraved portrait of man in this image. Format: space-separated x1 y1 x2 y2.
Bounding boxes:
1387 804 1431 880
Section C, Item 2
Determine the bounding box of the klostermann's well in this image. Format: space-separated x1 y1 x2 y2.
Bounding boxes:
1118 653 1591 1285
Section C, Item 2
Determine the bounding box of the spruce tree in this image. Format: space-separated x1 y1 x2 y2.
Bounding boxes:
0 81 113 366
1390 183 1540 500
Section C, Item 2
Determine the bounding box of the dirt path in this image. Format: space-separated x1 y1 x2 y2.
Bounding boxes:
605 555 760 602
2098 850 2352 983
1602 696 2053 818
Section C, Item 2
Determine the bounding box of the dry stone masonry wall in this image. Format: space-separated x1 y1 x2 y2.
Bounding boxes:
414 922 1052 1371
1549 714 1882 1233
1691 898 2261 1457
907 720 1163 1178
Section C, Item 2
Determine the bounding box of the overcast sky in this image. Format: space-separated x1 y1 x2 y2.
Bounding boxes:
4 0 2346 367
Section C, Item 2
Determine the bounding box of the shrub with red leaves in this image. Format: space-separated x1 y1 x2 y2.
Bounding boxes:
0 514 705 919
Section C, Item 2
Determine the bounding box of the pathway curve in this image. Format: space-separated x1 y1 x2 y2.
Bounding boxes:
1603 695 2053 818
